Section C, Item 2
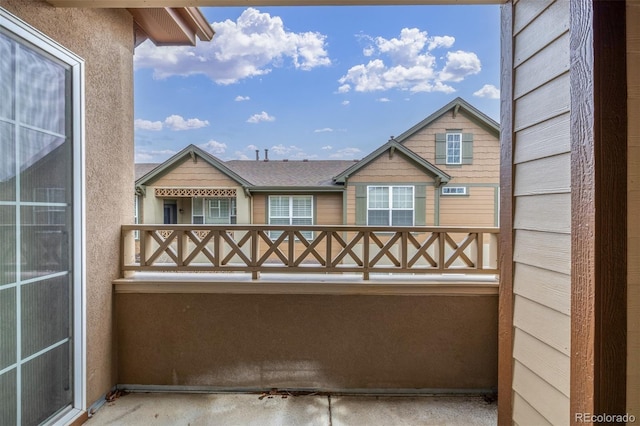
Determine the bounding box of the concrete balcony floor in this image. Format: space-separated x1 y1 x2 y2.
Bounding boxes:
86 392 497 425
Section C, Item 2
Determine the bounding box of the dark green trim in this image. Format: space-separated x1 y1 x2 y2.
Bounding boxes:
350 182 436 187
248 186 344 193
434 186 440 226
435 133 446 165
414 184 427 226
355 185 367 225
494 187 499 227
462 133 473 164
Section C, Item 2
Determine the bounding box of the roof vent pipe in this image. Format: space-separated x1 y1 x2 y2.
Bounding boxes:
255 150 260 161
264 149 269 162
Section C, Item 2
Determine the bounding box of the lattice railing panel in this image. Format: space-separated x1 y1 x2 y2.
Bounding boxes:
123 225 499 279
154 188 237 198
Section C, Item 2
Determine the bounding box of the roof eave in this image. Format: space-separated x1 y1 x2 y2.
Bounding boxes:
128 7 214 46
247 186 344 193
394 97 499 142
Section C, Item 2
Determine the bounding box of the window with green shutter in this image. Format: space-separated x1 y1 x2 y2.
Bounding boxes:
435 132 473 165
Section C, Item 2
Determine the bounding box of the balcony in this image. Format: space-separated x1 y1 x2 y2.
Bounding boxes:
110 224 499 422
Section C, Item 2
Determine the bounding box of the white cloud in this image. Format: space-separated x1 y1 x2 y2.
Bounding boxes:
164 115 209 131
135 115 209 131
363 46 375 57
235 95 250 102
134 8 331 84
473 84 500 99
314 128 333 133
341 100 350 106
377 97 391 102
330 147 361 159
439 50 482 82
134 119 163 131
247 111 275 123
338 28 481 94
198 140 227 155
135 149 177 163
246 144 259 150
427 36 455 51
233 151 251 160
270 144 302 155
322 145 333 150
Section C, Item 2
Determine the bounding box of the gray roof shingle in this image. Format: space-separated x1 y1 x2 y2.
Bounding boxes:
224 160 356 187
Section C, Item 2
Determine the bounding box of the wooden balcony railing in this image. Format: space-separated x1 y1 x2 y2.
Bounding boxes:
121 225 499 280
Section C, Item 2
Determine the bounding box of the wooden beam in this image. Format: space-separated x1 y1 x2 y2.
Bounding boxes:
570 0 627 423
46 0 506 7
497 1 514 424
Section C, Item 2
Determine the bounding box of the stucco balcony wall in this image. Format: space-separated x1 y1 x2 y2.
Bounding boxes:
114 277 498 393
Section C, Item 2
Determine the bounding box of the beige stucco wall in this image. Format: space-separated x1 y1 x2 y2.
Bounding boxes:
116 292 498 391
1 0 134 406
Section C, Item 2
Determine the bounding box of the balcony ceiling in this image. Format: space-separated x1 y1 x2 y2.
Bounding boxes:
47 0 506 6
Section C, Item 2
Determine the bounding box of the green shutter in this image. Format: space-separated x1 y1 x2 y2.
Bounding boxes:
414 185 426 225
462 133 473 164
435 133 446 164
355 185 367 225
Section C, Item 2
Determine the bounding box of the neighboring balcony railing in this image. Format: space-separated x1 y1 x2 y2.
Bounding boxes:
121 225 499 280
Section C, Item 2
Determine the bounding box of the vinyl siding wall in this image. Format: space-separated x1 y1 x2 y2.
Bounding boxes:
439 186 497 227
510 0 571 424
628 0 640 416
401 113 500 183
345 153 434 226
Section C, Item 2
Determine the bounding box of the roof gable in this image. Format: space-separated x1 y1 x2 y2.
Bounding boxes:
394 97 499 143
333 139 451 184
135 144 252 188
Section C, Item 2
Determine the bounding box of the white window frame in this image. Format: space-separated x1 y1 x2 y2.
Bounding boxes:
441 186 467 195
268 195 314 240
192 197 236 224
0 9 86 425
366 186 414 226
446 132 462 165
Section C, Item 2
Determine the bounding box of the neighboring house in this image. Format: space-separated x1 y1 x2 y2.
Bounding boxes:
135 97 500 229
1 2 637 426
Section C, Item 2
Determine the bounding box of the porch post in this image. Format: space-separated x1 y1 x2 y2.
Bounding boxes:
497 1 514 424
570 0 627 422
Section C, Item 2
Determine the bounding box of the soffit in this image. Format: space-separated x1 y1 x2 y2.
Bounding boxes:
43 2 214 46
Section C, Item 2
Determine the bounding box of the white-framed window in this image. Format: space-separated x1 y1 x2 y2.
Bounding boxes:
446 132 462 164
268 195 313 239
367 186 414 226
0 9 85 425
192 197 236 224
441 186 467 195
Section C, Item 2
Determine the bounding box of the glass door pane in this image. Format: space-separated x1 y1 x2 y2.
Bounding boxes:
0 25 74 425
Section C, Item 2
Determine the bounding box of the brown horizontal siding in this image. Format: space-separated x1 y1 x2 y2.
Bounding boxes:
348 154 433 183
315 193 343 225
439 187 496 227
401 113 500 182
153 157 239 187
510 1 572 423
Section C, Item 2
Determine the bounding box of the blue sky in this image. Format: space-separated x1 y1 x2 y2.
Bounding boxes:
133 5 500 163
